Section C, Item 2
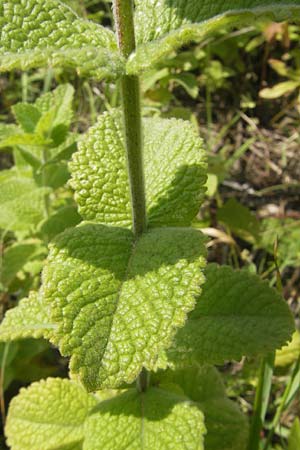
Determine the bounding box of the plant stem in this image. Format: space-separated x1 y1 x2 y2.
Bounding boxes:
247 352 275 450
136 368 149 393
113 0 148 392
113 0 147 236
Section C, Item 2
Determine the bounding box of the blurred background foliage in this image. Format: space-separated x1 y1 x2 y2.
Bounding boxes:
0 1 299 449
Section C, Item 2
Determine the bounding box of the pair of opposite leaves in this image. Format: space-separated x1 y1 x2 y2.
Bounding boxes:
0 0 300 78
0 110 294 392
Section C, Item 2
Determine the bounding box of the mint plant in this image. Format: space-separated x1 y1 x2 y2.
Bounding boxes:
0 83 80 298
0 1 299 449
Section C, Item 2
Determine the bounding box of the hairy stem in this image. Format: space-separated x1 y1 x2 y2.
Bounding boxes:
113 0 148 391
113 0 147 236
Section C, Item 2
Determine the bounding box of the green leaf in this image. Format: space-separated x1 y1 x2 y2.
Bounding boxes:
259 80 300 99
35 84 75 128
0 175 50 232
156 365 249 450
5 378 97 450
0 291 55 341
0 123 20 140
42 224 206 390
1 241 41 286
12 103 41 132
15 145 42 169
162 264 294 367
217 198 260 243
69 110 207 228
0 0 123 80
41 161 70 189
33 85 75 143
40 205 81 241
166 73 199 99
129 1 300 74
276 331 300 367
289 418 300 450
84 387 206 450
44 134 78 165
4 339 54 387
0 133 50 149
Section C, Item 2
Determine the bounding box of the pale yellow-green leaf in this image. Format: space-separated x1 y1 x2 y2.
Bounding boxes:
5 377 97 450
0 173 51 232
259 81 300 99
156 365 249 450
276 331 300 367
0 291 55 341
69 110 206 228
129 1 300 74
0 0 123 79
84 387 206 450
42 224 206 390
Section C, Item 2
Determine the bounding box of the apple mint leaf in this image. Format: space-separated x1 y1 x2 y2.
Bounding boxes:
1 241 42 286
0 0 123 80
0 291 55 341
0 173 51 232
84 387 206 450
42 224 206 390
0 132 50 149
156 365 249 450
69 110 206 228
129 1 300 74
163 264 294 366
5 377 97 450
40 205 81 241
12 103 41 133
35 84 75 129
0 123 19 140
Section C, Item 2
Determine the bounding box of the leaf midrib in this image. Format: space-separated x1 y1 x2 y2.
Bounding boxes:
98 235 138 376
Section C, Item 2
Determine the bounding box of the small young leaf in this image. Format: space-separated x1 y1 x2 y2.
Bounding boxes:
0 133 50 149
12 103 41 133
5 378 97 450
0 0 123 80
35 84 75 129
44 133 78 165
0 291 55 341
42 224 206 390
69 110 206 228
162 264 294 367
84 387 206 450
130 1 300 74
0 174 51 232
156 365 249 450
